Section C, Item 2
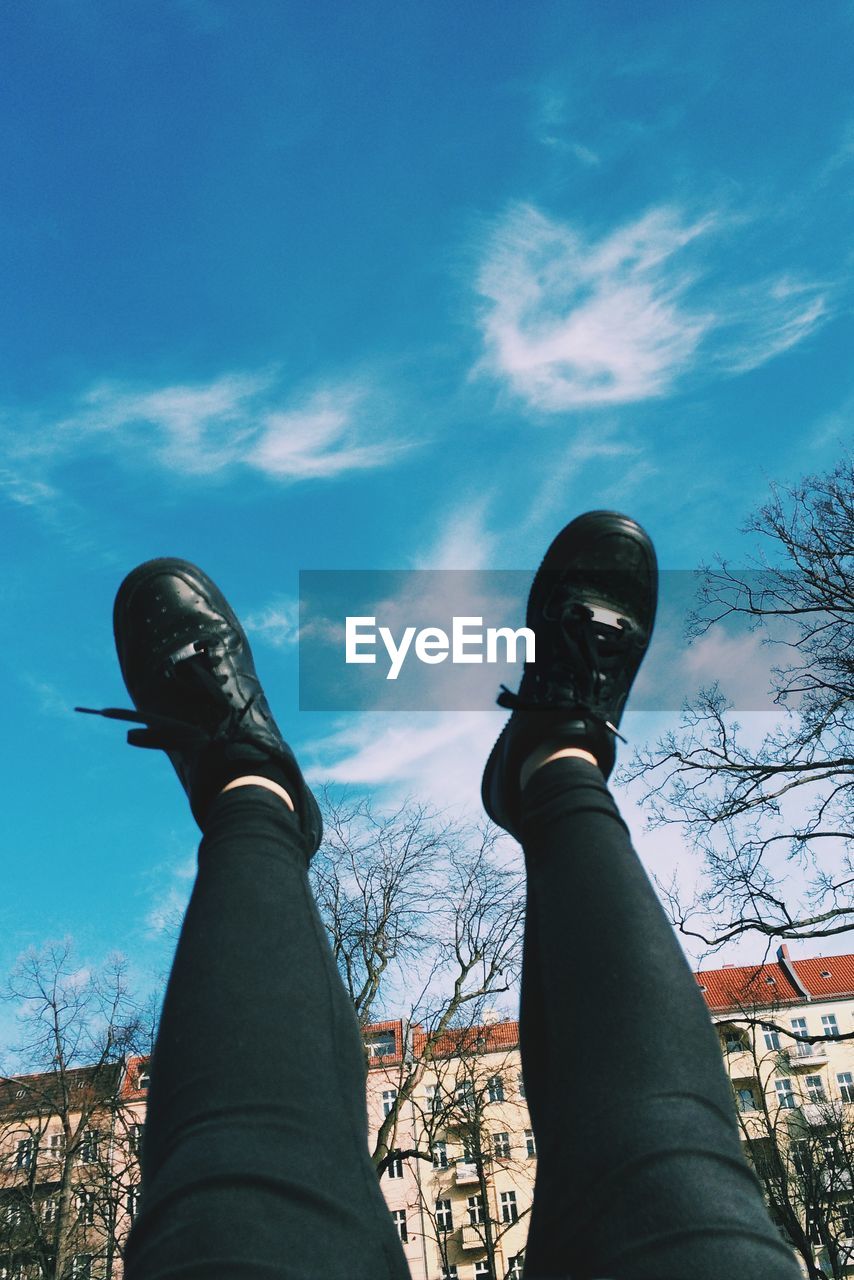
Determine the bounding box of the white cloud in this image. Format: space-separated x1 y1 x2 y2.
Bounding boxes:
0 468 58 508
533 87 601 166
680 629 777 712
143 853 196 939
717 277 829 373
248 387 405 479
475 203 830 411
9 370 408 489
21 676 75 720
243 598 300 649
304 710 506 818
414 496 497 571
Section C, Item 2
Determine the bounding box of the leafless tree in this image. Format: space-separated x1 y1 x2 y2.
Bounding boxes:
719 992 854 1279
310 789 525 1175
622 456 854 949
0 943 150 1280
422 1042 531 1280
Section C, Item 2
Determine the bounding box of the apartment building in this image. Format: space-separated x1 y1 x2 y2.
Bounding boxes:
8 948 854 1280
364 1018 532 1280
0 1057 148 1280
1 1024 532 1280
699 946 854 1277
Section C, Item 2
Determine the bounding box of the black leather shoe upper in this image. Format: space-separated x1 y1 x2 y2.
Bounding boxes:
482 511 657 839
81 558 322 848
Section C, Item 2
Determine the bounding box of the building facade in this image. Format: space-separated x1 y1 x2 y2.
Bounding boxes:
700 946 854 1278
0 1058 148 1280
7 948 854 1279
364 1018 532 1280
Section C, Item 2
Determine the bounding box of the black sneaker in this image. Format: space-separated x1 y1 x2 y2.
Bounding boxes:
481 511 657 840
77 558 322 850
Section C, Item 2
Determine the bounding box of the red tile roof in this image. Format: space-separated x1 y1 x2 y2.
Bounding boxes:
0 1063 122 1118
790 953 854 998
412 1021 519 1061
363 1020 405 1064
362 1019 520 1068
120 1055 151 1101
696 951 854 1013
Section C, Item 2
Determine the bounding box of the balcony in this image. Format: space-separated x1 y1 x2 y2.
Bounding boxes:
820 1166 853 1191
461 1224 485 1250
723 1047 755 1079
800 1100 845 1126
455 1160 480 1185
786 1043 829 1068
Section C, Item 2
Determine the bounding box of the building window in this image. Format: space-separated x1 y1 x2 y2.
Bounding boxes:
381 1089 398 1117
392 1209 407 1243
3 1202 23 1228
762 1024 781 1051
432 1140 448 1169
473 1263 492 1279
71 1258 93 1280
822 1014 840 1038
507 1256 525 1280
736 1086 758 1112
455 1079 475 1109
838 1072 854 1103
15 1138 33 1169
127 1185 141 1220
493 1131 511 1159
435 1198 453 1231
77 1191 96 1225
501 1190 519 1223
723 1025 747 1053
525 1129 537 1157
78 1130 99 1163
47 1132 64 1158
791 1016 810 1051
365 1030 396 1058
137 1069 150 1091
42 1195 59 1224
129 1123 145 1155
805 1074 826 1103
467 1193 485 1225
487 1075 505 1103
838 1202 854 1238
775 1079 796 1109
440 1268 459 1280
387 1155 403 1179
517 1072 526 1100
807 1214 822 1245
425 1083 441 1112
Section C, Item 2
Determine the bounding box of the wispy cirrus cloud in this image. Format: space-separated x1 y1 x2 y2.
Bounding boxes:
534 88 601 166
475 203 830 412
303 710 505 818
413 495 498 571
243 598 300 648
0 469 58 508
6 369 409 495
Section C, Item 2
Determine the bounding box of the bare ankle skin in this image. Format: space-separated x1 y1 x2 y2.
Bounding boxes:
520 745 599 792
220 776 295 811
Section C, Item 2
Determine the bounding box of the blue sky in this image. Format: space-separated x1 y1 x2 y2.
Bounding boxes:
2 1 853 1042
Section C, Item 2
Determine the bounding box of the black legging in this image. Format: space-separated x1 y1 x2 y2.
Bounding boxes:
125 760 801 1280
